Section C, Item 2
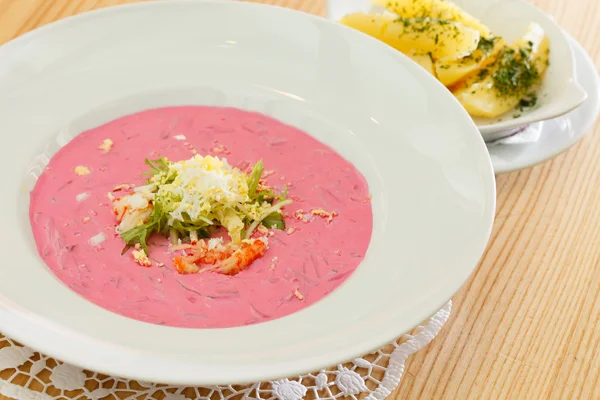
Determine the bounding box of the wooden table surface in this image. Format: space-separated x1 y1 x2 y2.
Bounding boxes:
1 0 599 399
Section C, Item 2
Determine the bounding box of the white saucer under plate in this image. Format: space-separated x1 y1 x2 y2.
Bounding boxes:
488 35 600 174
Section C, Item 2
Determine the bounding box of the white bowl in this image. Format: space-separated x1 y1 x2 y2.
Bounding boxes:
0 0 495 385
327 0 588 142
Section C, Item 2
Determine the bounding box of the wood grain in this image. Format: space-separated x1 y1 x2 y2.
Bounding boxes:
0 0 598 399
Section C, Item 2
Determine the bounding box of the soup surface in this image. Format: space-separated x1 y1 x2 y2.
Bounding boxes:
29 106 372 328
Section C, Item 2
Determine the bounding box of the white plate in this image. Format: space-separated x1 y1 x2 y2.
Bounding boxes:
0 0 495 385
326 0 588 142
488 35 600 173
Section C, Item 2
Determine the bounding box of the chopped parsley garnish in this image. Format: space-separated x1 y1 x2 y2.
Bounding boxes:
491 47 540 98
476 36 497 55
518 92 538 110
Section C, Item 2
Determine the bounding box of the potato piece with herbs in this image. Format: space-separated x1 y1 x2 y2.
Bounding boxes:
408 52 436 76
382 17 480 60
406 51 437 78
452 23 550 118
435 36 504 86
340 13 480 60
374 0 492 38
339 12 389 40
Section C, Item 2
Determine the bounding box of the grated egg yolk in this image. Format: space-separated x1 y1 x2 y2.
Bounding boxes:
152 155 250 225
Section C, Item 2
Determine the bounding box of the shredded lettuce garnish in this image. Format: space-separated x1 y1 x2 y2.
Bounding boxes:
143 157 170 176
117 155 290 254
247 159 263 199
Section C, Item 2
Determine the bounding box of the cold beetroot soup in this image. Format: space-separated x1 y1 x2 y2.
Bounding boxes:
29 106 373 328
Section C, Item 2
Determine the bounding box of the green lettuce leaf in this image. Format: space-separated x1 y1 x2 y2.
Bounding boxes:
247 160 263 199
261 212 286 230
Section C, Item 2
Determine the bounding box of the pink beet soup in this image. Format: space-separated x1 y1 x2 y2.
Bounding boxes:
29 106 372 328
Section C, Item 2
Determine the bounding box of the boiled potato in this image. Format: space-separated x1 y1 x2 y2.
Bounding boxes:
384 17 480 60
435 36 504 86
408 52 436 76
336 15 435 76
340 13 480 61
452 23 550 118
340 1 550 119
373 0 492 38
339 12 389 40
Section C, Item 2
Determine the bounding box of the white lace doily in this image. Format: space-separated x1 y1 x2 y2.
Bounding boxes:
0 301 450 400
